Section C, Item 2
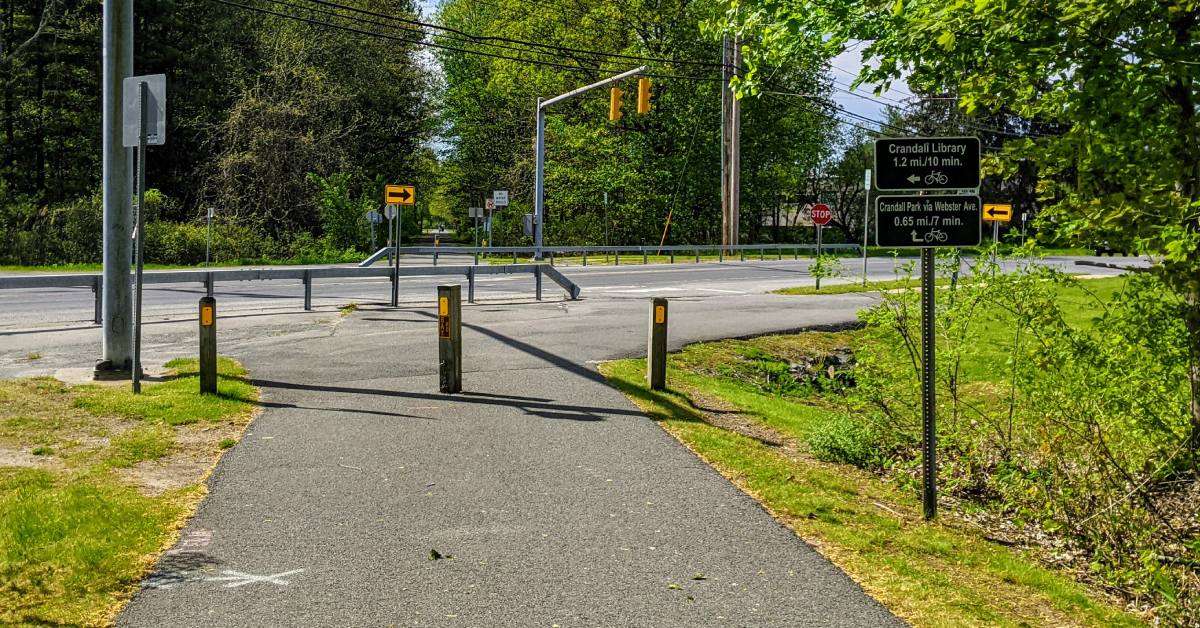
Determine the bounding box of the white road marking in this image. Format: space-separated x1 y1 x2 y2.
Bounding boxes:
205 569 305 588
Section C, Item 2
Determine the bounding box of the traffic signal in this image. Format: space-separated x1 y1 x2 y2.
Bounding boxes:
637 77 651 114
609 87 623 122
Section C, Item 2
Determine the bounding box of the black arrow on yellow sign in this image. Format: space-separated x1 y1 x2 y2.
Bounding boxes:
385 185 416 206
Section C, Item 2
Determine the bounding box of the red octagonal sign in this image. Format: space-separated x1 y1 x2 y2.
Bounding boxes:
811 203 832 226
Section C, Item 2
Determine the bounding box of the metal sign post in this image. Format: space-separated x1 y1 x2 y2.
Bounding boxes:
121 74 165 394
206 206 214 268
874 136 981 521
536 66 648 260
366 208 382 252
383 203 400 307
862 169 871 284
811 203 831 291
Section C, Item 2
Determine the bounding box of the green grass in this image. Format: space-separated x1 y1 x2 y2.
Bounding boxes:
0 357 258 626
774 277 956 295
601 357 1143 627
71 357 257 426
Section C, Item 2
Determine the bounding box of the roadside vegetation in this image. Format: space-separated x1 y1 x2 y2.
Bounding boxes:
604 259 1198 625
0 358 258 626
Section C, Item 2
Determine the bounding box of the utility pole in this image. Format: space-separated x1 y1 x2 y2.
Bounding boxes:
535 66 648 260
720 35 741 249
96 0 134 379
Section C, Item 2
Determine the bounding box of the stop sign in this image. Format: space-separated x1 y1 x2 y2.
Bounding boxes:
811 203 832 226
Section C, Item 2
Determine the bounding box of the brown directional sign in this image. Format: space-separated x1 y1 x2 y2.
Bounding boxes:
875 195 982 248
983 203 1013 222
385 184 415 206
875 137 980 192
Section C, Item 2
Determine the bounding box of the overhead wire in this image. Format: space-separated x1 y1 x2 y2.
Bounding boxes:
213 0 725 81
292 0 723 68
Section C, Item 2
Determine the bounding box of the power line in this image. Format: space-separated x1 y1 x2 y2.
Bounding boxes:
214 0 725 82
209 0 616 74
294 0 723 69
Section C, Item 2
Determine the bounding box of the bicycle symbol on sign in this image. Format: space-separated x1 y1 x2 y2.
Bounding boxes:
925 228 948 243
924 171 949 185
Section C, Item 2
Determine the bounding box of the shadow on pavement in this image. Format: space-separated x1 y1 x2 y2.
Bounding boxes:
250 379 638 422
409 310 610 386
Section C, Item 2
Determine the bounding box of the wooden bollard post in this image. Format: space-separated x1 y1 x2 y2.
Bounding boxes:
438 285 462 394
647 298 668 391
199 296 217 395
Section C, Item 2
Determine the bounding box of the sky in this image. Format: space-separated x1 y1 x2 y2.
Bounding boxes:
827 42 914 128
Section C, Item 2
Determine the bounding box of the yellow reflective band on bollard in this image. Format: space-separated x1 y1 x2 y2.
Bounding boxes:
654 305 665 324
201 305 214 327
439 296 448 316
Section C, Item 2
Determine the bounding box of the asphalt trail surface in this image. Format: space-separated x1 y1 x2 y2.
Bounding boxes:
0 256 1137 626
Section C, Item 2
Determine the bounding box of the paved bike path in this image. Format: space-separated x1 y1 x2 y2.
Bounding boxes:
119 293 902 627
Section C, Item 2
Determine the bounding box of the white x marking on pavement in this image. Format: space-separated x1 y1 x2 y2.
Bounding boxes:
205 569 305 588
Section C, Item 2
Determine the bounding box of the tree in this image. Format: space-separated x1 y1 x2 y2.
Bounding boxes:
435 0 836 247
717 0 1200 455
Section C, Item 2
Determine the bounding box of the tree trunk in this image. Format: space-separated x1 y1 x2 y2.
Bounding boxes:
1188 295 1200 459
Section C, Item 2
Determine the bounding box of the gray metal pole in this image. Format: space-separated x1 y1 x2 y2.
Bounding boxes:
920 247 937 520
862 170 871 285
132 81 148 394
816 225 823 291
98 0 134 378
206 207 213 267
720 36 730 249
534 101 545 260
391 208 399 307
534 67 646 261
724 33 734 246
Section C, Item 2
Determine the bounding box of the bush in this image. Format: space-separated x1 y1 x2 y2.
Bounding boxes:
853 255 1198 620
807 414 881 468
144 222 208 266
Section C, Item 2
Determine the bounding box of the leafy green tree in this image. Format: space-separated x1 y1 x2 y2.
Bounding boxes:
716 0 1200 454
436 0 835 247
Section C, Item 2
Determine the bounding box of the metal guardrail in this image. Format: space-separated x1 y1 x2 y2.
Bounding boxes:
0 263 580 324
365 243 861 267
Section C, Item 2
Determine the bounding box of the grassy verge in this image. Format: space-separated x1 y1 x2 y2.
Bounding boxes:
773 277 958 295
0 357 258 626
600 276 1150 626
600 353 1142 627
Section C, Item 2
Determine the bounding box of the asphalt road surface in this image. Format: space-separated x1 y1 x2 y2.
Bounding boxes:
0 255 1139 626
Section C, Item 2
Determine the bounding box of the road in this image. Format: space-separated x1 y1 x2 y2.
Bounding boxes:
0 255 1138 626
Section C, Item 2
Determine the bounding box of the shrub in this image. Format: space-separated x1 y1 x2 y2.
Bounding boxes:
807 413 881 468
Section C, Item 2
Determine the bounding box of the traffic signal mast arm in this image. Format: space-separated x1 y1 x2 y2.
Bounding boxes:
534 65 648 260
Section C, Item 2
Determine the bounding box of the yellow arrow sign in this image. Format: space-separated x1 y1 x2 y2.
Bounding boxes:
385 184 416 206
983 203 1013 222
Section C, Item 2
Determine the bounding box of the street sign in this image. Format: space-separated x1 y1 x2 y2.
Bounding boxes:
983 203 1013 223
485 198 495 211
811 203 832 226
875 195 982 247
493 190 509 207
385 184 415 206
874 137 980 192
122 74 167 147
522 213 534 236
384 204 397 220
864 169 871 190
366 209 383 224
468 207 483 218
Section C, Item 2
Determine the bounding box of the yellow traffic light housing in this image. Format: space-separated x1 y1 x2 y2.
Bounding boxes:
637 77 651 114
609 87 623 121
